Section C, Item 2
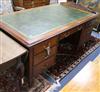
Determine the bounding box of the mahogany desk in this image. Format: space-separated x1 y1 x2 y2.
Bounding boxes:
0 4 98 86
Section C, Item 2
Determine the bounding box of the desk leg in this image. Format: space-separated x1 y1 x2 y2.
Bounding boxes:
28 49 33 87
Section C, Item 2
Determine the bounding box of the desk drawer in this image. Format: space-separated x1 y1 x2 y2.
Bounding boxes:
69 25 83 34
34 36 58 55
34 46 57 65
59 31 70 40
84 19 96 28
34 56 56 75
59 25 83 40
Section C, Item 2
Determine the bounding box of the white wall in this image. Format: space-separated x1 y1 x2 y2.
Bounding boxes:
50 0 58 4
0 0 13 14
58 0 67 3
50 0 67 4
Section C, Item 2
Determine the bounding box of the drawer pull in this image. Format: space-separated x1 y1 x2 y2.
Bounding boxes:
44 45 50 59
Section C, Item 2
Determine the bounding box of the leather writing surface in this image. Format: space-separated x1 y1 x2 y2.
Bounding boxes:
1 4 91 39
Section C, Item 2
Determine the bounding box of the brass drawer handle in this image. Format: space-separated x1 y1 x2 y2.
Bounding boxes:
44 44 51 59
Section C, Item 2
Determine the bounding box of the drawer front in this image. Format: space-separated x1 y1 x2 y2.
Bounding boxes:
59 31 70 40
84 19 96 28
34 56 56 75
34 36 58 55
59 25 83 40
69 25 83 35
34 46 57 65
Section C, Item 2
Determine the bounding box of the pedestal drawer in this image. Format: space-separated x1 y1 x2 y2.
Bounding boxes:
34 36 58 55
34 46 57 65
34 56 56 75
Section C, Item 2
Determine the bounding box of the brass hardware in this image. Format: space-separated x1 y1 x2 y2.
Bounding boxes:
44 43 51 59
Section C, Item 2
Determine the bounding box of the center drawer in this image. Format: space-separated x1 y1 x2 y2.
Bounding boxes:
34 46 57 65
59 25 83 40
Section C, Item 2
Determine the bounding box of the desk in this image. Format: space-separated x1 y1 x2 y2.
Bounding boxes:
0 4 98 86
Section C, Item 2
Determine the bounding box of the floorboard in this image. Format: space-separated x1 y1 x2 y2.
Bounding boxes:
60 55 100 92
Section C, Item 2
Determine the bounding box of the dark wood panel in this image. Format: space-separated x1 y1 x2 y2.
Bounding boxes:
34 46 57 65
59 30 70 40
84 19 96 28
34 56 56 75
78 20 95 47
59 25 83 40
34 36 58 55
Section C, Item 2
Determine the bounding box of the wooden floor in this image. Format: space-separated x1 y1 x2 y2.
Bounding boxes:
60 55 100 92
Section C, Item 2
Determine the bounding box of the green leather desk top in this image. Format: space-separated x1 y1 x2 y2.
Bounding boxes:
1 4 96 46
1 4 91 38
